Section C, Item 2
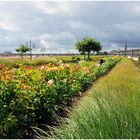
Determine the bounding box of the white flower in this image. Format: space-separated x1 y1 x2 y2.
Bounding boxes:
40 65 45 70
48 79 54 86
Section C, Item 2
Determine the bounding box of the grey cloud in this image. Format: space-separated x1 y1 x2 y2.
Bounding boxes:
0 1 140 53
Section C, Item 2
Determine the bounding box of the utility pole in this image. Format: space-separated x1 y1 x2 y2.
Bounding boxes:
26 40 35 60
125 40 127 51
124 40 127 56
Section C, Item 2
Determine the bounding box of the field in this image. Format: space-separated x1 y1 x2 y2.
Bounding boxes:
37 58 140 139
1 55 138 139
0 55 107 67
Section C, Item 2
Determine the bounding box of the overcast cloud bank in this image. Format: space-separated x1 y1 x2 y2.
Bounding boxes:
0 1 140 53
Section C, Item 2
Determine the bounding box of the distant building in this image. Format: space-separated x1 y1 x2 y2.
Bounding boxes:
110 40 140 56
110 48 140 56
3 51 13 56
110 50 119 55
4 51 13 54
118 49 140 56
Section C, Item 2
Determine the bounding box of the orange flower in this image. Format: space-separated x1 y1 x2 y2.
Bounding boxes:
0 64 4 69
25 66 33 71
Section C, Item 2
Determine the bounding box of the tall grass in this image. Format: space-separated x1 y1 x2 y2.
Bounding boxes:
0 56 108 68
138 56 140 61
37 59 140 139
0 57 58 67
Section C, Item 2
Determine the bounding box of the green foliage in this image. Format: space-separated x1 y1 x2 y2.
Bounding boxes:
75 37 102 60
71 56 81 62
97 51 108 55
15 44 31 59
40 59 140 139
93 58 120 78
0 58 120 138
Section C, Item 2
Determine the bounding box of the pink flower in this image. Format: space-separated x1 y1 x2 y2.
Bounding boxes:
48 79 54 86
64 64 69 68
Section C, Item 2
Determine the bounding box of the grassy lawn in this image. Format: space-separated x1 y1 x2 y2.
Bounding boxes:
39 58 140 139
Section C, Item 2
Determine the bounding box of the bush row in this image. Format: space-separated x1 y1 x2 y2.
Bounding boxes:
0 58 120 138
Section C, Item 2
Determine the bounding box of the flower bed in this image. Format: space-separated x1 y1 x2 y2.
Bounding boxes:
0 58 120 138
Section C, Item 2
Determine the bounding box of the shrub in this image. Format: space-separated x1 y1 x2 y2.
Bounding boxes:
0 58 120 138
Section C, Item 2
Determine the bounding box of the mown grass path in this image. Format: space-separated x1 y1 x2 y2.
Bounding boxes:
39 59 140 139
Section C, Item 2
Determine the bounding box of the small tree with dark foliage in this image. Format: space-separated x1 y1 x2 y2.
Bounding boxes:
16 44 31 59
75 37 102 61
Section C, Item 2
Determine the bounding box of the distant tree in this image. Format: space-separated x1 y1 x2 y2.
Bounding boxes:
97 51 108 55
75 40 86 60
40 48 46 56
96 51 103 55
16 44 31 59
102 51 108 55
75 37 101 60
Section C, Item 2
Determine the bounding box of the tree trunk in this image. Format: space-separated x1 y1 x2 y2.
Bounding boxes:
21 53 23 59
87 52 90 61
84 53 85 60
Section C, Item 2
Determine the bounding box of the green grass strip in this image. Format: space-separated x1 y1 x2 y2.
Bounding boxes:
39 59 140 139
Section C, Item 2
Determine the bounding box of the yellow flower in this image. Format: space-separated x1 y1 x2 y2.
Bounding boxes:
47 67 54 71
60 66 65 70
19 64 23 67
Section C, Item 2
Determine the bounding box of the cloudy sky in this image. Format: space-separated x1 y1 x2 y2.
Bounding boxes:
0 1 140 53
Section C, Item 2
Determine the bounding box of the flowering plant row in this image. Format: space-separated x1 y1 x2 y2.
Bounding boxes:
0 58 120 138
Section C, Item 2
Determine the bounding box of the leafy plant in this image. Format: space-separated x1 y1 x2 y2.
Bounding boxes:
75 37 101 60
0 57 120 138
15 44 31 59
